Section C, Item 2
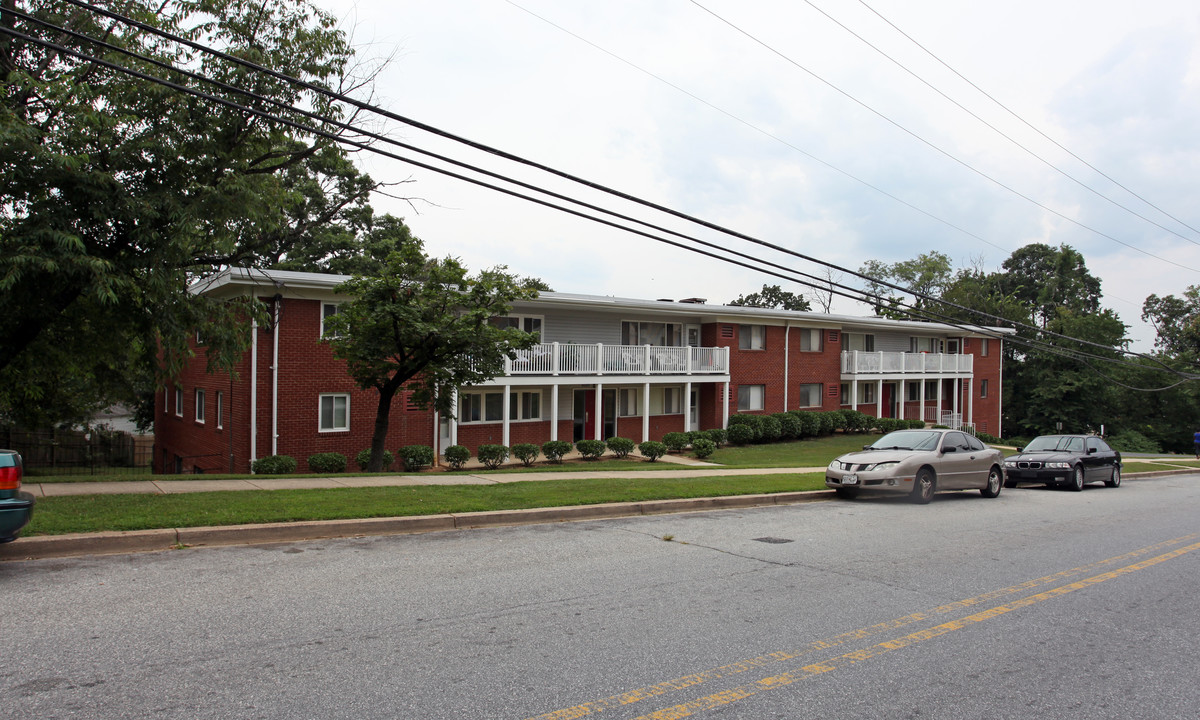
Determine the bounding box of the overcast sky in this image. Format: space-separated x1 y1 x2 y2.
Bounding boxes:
316 0 1200 351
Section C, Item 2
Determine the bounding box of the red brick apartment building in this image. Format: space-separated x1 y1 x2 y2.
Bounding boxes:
154 268 1011 474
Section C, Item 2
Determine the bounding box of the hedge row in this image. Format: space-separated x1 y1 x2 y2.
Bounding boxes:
725 410 926 446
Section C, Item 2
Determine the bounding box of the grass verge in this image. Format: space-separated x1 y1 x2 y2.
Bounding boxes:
26 473 828 536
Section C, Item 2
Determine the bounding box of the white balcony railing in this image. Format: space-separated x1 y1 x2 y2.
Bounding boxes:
841 351 973 375
504 343 729 376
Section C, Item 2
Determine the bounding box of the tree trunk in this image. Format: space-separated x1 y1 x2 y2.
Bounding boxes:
368 383 400 472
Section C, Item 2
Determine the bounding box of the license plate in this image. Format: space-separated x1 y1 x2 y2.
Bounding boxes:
842 474 858 485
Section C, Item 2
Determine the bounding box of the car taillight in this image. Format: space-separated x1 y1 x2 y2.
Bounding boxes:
0 464 21 490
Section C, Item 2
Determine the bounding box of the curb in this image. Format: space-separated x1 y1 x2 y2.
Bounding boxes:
0 490 835 562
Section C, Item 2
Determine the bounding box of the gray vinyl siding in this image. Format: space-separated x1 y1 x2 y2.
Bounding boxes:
537 308 705 346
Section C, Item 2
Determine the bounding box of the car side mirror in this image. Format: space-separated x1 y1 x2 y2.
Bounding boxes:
942 446 957 453
1087 447 1096 454
863 444 872 450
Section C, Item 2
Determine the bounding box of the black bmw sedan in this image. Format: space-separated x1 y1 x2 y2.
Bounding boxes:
1003 434 1122 491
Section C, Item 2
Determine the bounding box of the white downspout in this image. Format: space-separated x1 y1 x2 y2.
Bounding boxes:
271 299 280 456
783 325 791 411
250 315 258 465
998 339 1004 438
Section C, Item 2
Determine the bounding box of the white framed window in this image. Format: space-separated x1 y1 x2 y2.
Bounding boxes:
492 315 543 339
980 379 989 398
737 384 765 411
798 383 822 408
840 384 876 404
911 337 942 353
174 387 183 417
663 387 681 414
321 302 343 337
216 391 224 429
980 338 990 357
907 381 921 402
509 390 542 421
800 328 825 352
195 389 206 423
319 394 350 432
843 332 872 352
619 388 639 417
622 321 682 346
738 325 765 350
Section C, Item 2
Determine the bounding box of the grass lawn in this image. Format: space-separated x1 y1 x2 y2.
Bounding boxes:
25 473 828 536
27 435 878 484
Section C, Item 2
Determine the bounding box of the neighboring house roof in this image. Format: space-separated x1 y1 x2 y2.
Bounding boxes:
190 267 1016 339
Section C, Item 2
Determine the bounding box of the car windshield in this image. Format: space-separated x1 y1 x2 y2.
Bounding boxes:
867 430 941 452
1024 436 1084 452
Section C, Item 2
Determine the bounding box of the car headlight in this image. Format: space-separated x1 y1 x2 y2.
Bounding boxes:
1004 460 1017 467
861 461 898 472
1042 461 1070 469
829 460 846 471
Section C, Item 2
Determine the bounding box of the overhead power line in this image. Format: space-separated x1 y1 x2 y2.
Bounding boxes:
5 4 1195 388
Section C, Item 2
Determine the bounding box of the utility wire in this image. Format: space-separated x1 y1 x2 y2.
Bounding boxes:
687 0 1199 272
857 0 1200 240
792 0 1200 246
6 7 1193 386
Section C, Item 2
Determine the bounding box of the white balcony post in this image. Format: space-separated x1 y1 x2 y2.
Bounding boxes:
687 346 693 375
852 350 859 374
550 385 559 441
644 344 651 375
502 384 511 447
597 343 604 376
642 382 650 442
684 381 693 432
594 383 603 440
552 341 560 376
722 380 730 428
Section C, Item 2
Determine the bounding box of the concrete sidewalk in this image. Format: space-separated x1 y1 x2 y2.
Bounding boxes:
23 465 829 497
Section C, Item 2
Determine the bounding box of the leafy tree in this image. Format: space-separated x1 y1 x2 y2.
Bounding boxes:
999 244 1100 327
857 251 952 315
0 0 383 426
729 284 810 311
1142 286 1200 361
324 241 539 471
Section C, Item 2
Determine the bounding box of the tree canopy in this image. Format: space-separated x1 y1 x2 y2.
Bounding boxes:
0 0 388 427
729 284 811 312
325 242 540 471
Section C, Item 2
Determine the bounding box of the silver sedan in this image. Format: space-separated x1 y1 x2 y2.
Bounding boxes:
825 428 1004 504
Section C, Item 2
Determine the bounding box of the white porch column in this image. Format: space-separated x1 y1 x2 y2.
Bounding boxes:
953 378 960 427
967 379 974 429
550 385 559 441
642 382 651 442
897 382 905 421
852 379 859 412
502 384 511 447
937 379 944 424
919 379 926 425
450 388 459 447
722 381 730 428
594 382 603 440
876 379 883 418
684 381 693 432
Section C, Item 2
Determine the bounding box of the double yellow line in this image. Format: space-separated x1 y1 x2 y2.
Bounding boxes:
527 534 1200 720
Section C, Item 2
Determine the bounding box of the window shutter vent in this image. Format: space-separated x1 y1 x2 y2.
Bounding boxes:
721 325 734 339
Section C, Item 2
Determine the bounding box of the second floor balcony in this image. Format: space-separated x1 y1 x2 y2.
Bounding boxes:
841 350 973 376
503 343 729 377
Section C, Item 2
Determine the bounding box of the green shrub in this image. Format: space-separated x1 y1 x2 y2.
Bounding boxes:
791 411 819 438
252 454 297 474
355 448 394 471
662 432 689 452
1105 429 1161 453
444 445 470 470
728 414 764 440
907 418 926 429
306 452 347 473
841 410 872 433
773 412 800 439
606 436 635 459
638 440 668 461
759 416 782 442
398 445 434 471
692 438 716 459
703 428 727 446
728 424 756 445
511 443 541 466
477 444 510 469
817 411 840 435
875 417 898 434
542 440 573 463
686 430 705 446
974 431 999 445
575 438 607 460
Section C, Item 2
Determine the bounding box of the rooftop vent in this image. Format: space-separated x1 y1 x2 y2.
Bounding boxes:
679 297 707 304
